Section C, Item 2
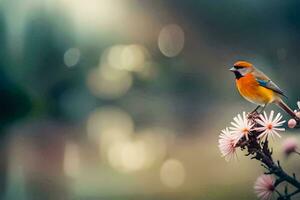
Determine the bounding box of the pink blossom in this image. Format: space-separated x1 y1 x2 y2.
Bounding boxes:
282 137 298 156
254 175 275 200
218 128 237 161
255 111 285 140
229 112 255 143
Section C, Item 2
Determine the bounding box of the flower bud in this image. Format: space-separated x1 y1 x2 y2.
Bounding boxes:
288 119 297 129
282 137 298 156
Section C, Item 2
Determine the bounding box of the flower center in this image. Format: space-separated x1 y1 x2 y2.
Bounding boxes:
242 128 249 133
268 184 275 191
267 124 273 130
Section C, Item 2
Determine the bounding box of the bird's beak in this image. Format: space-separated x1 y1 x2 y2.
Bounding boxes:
229 67 236 72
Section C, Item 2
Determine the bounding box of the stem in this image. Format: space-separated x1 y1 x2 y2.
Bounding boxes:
294 151 300 156
257 149 300 189
275 189 282 198
286 189 300 199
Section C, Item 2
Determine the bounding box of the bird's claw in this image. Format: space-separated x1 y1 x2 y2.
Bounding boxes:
247 111 260 120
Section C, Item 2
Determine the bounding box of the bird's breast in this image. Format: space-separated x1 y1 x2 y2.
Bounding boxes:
236 74 275 105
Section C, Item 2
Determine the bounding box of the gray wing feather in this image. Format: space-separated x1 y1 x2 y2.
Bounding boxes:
253 69 286 97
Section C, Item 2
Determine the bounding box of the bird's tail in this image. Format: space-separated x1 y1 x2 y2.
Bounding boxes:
275 99 300 121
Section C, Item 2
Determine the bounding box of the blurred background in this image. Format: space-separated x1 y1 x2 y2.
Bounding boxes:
1 0 300 199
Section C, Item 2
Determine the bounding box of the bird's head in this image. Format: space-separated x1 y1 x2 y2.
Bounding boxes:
230 61 254 79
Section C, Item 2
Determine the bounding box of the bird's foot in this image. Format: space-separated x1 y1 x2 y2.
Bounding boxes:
247 111 260 121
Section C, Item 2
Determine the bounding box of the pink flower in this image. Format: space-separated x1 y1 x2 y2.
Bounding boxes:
282 137 298 156
288 119 297 129
229 112 255 143
254 175 275 200
255 111 285 140
218 128 237 161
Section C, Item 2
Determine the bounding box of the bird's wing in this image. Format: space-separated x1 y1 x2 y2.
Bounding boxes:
253 69 286 97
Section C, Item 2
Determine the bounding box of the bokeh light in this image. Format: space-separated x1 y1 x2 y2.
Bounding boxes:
158 24 185 57
106 44 148 72
106 127 170 173
107 45 125 70
108 140 147 172
120 140 146 171
86 65 133 99
121 44 147 72
64 48 80 67
160 159 186 188
86 106 134 148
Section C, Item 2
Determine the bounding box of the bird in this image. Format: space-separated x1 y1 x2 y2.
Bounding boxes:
229 61 299 121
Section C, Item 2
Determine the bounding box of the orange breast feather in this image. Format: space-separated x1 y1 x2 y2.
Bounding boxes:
236 74 275 105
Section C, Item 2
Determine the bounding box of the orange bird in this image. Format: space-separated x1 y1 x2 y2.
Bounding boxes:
229 61 299 121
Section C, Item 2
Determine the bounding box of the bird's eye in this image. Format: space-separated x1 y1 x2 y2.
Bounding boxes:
234 66 243 69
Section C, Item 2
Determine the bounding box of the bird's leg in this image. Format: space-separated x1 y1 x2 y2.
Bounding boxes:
259 104 267 114
251 105 261 114
248 105 261 120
